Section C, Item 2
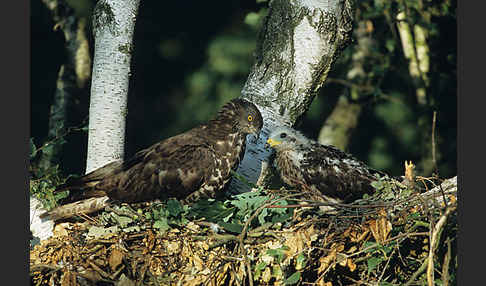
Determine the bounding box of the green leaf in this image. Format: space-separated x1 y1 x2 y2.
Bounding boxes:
367 257 383 274
30 138 37 159
266 246 289 264
295 253 307 270
272 265 283 280
370 180 383 190
153 218 170 232
218 221 243 234
152 208 161 220
257 208 268 225
363 241 379 253
167 199 183 217
254 262 267 279
145 212 152 220
189 199 234 222
284 272 301 285
380 244 394 255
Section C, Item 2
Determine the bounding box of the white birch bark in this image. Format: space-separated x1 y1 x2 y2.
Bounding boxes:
86 0 140 173
31 0 140 243
231 0 355 193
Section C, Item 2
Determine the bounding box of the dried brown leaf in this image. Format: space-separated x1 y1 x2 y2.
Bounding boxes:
344 224 369 243
367 209 392 243
347 258 357 272
108 247 124 271
318 249 337 275
53 223 70 237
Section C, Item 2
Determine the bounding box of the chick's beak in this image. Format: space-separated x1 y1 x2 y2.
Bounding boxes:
265 138 280 148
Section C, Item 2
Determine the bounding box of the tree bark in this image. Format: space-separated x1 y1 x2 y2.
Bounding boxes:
318 20 377 150
39 0 91 171
86 0 140 173
318 95 361 150
230 0 355 194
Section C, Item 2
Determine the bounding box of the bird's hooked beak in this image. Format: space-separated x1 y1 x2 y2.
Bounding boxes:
265 138 281 149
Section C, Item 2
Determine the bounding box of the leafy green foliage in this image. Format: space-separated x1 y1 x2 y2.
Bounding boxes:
30 143 68 211
145 199 190 234
138 175 293 235
253 262 267 280
295 252 307 270
266 245 290 264
30 138 38 159
283 271 301 285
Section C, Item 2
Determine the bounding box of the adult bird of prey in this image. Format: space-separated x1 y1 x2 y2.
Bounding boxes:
42 98 263 220
265 126 385 206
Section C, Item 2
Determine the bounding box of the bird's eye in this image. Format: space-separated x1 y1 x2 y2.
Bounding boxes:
248 115 253 122
280 133 287 139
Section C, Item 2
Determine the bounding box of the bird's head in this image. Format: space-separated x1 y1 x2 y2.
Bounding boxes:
265 126 308 151
231 99 263 138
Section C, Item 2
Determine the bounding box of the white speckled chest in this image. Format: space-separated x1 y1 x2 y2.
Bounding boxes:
200 132 246 195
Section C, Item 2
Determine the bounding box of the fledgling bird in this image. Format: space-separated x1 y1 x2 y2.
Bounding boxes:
42 98 263 220
265 126 384 205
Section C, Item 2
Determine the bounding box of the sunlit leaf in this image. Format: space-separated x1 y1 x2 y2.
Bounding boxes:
295 253 307 270
284 272 301 285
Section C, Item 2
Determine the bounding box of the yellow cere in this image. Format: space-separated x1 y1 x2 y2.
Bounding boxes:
266 138 281 147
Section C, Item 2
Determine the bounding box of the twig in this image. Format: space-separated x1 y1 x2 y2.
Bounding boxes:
342 275 380 286
236 195 275 286
349 232 428 261
30 264 62 275
87 259 111 279
403 257 428 286
377 243 398 283
77 211 99 225
441 237 452 286
431 111 438 173
234 193 297 286
427 205 456 286
146 269 160 286
32 122 88 155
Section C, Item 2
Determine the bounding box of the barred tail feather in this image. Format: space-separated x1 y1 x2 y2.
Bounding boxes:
39 196 110 221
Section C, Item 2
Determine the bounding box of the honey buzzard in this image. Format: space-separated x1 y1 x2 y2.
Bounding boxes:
42 98 263 220
266 126 384 205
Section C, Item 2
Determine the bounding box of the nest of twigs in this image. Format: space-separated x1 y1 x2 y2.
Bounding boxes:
30 176 457 286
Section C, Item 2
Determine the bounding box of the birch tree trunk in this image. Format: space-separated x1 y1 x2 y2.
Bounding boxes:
86 0 140 173
231 0 355 194
39 0 91 171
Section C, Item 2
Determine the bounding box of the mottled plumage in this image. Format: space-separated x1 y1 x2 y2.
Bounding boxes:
266 126 383 204
43 98 263 220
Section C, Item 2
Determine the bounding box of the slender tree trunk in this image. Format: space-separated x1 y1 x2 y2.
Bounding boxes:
318 20 375 150
397 8 436 176
231 0 355 193
39 0 91 171
318 95 361 150
86 0 140 173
